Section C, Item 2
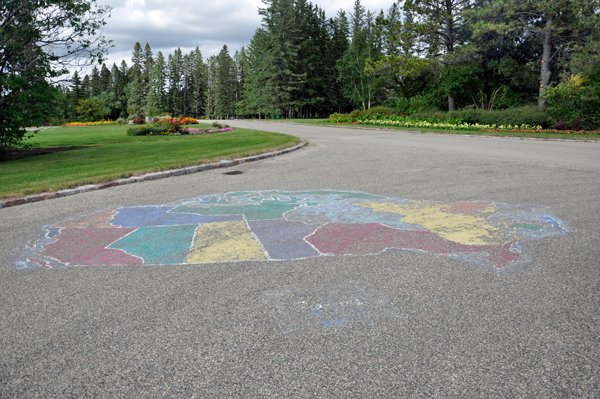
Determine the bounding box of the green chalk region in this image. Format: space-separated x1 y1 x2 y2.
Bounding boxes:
109 225 198 264
173 199 302 221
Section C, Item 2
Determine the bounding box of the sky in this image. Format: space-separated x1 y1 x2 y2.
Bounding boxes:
97 0 396 69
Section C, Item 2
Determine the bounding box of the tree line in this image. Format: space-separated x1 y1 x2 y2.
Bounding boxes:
53 0 599 122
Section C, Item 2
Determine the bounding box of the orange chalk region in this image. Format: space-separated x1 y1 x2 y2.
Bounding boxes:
187 221 267 263
358 201 505 246
441 202 491 214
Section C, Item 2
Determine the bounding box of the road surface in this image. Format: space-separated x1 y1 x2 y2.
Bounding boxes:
1 122 599 397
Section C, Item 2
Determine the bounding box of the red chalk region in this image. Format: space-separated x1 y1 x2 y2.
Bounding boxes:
307 223 522 269
40 227 143 266
51 208 119 228
441 202 491 214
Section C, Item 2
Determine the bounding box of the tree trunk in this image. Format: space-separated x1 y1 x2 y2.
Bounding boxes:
448 96 456 111
539 15 553 109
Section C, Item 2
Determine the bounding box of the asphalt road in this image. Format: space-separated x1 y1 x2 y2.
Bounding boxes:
1 122 599 397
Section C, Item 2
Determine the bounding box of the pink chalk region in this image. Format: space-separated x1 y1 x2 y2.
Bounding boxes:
16 190 574 273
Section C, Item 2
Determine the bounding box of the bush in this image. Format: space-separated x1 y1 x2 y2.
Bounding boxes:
76 97 105 122
211 122 230 129
126 126 169 136
115 117 126 125
48 118 69 126
132 117 145 125
544 64 600 130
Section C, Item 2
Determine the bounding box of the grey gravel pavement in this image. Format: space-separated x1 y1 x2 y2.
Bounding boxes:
1 121 599 397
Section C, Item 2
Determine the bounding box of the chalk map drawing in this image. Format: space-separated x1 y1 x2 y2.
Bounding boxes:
16 190 574 272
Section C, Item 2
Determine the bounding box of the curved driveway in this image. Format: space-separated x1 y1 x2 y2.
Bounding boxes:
1 121 600 397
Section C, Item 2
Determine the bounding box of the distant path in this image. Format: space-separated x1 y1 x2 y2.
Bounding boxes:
1 121 599 397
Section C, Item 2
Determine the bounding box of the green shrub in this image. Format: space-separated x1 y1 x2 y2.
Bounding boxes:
544 64 600 130
211 122 230 129
126 126 169 136
394 95 440 113
364 106 396 116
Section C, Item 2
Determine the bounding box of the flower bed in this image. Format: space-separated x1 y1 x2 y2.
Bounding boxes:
327 113 600 136
165 117 197 125
62 121 115 127
182 127 233 135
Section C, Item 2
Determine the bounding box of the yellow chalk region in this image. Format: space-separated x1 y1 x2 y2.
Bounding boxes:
187 221 267 263
357 202 506 246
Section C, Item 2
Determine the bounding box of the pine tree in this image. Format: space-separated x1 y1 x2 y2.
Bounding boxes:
189 47 207 118
337 1 383 110
258 0 306 117
329 11 351 113
90 66 101 97
469 0 600 108
402 0 473 110
238 29 271 117
214 45 237 118
168 48 184 116
82 74 92 99
70 71 83 119
206 55 217 117
100 63 112 91
146 51 167 116
128 42 146 116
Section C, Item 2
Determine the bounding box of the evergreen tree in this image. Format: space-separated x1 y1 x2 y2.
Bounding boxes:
82 74 92 99
206 55 217 117
128 42 146 115
111 61 130 118
214 45 237 118
100 63 112 91
90 66 102 97
146 51 167 116
258 0 306 117
337 1 383 110
189 47 207 118
402 0 473 110
329 11 352 113
294 1 331 117
168 48 184 115
469 0 600 108
237 29 271 117
70 71 83 119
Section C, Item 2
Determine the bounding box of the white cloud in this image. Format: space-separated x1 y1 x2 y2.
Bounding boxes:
97 0 397 69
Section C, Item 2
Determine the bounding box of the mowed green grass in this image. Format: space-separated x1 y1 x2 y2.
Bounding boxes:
0 124 300 199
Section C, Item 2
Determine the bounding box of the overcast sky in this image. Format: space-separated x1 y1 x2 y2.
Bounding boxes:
97 0 396 69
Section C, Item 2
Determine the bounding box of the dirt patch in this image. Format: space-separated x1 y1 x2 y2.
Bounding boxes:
1 146 88 162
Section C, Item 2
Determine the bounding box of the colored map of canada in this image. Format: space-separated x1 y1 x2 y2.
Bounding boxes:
17 190 574 272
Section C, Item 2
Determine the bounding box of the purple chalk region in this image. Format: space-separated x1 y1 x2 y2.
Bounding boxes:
248 219 321 260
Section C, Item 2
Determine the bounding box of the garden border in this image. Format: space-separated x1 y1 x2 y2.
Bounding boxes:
0 139 307 209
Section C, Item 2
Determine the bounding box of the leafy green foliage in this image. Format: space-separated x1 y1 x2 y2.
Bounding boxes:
126 126 169 136
544 65 600 129
0 0 111 157
76 97 105 122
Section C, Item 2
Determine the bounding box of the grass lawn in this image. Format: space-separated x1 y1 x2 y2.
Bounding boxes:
0 123 300 199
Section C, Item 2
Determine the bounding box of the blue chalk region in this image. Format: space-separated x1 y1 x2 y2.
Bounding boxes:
108 225 198 264
248 219 321 259
112 205 241 227
284 198 425 230
487 203 571 239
